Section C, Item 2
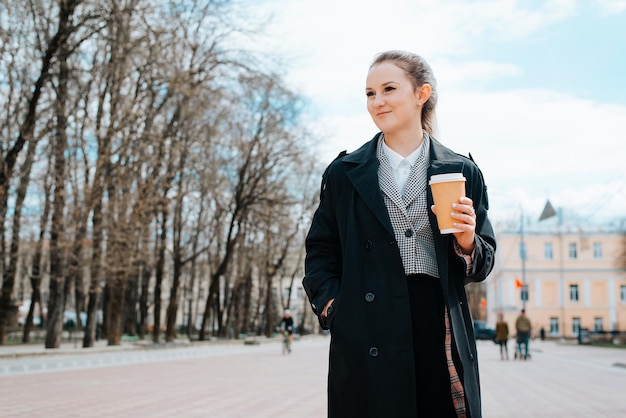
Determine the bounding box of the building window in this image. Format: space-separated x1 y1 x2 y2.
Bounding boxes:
544 242 553 260
621 285 626 303
594 317 603 332
569 284 579 302
593 242 602 259
550 317 559 335
572 317 581 335
568 243 577 259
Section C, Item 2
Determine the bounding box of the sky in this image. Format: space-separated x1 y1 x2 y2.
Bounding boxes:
248 0 626 227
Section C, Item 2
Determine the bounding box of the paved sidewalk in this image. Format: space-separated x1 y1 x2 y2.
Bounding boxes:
479 338 626 417
1 335 328 418
1 336 625 417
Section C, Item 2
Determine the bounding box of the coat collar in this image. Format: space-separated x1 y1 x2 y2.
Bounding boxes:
427 135 467 175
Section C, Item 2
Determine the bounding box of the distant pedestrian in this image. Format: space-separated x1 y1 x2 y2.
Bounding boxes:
515 309 531 360
276 309 294 350
540 327 546 341
495 313 509 360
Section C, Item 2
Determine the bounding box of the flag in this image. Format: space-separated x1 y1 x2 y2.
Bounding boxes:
538 199 557 221
515 278 523 288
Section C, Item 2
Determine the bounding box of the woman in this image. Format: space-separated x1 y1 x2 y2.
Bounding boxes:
303 50 496 418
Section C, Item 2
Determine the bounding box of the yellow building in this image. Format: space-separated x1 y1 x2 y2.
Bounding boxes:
487 219 626 339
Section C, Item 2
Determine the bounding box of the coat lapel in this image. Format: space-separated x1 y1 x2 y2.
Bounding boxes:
378 154 408 214
343 135 395 237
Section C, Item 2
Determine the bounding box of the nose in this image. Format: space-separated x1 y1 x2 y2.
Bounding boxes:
373 95 386 107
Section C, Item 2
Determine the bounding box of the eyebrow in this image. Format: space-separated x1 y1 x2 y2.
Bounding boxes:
365 81 398 90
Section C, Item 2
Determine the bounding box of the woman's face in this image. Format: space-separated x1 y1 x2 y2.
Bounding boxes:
366 61 422 135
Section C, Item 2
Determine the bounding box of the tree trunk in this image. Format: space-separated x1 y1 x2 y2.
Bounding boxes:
0 137 39 344
242 271 253 335
23 172 52 344
199 284 213 341
123 263 140 336
165 173 187 342
106 272 126 346
165 253 183 342
101 282 111 341
83 184 104 348
152 209 167 343
138 260 151 340
45 44 70 349
65 217 88 331
263 275 275 338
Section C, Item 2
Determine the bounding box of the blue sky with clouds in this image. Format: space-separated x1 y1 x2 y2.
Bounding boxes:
251 0 626 225
466 3 625 104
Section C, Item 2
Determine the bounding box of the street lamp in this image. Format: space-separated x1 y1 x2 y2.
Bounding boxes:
519 209 528 311
491 191 527 313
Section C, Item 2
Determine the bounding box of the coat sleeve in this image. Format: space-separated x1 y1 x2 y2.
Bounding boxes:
464 158 496 284
302 157 344 329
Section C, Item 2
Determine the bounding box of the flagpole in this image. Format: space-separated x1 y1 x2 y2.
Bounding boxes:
490 190 527 317
520 209 527 311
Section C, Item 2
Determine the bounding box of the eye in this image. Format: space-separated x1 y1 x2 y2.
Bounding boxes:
366 91 375 98
384 86 396 93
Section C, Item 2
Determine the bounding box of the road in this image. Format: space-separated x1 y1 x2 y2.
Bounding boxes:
1 336 625 417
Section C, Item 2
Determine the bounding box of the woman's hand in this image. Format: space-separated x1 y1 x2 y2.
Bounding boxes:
321 298 335 319
431 196 476 254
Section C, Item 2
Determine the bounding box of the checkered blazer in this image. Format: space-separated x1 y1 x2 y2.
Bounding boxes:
377 134 439 277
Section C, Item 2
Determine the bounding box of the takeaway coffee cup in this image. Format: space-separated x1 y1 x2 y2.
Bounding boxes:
429 173 466 234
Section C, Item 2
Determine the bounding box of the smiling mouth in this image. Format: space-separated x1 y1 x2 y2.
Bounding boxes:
377 111 390 117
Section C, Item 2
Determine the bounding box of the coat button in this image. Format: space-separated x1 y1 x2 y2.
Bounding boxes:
369 347 379 357
365 293 375 302
365 240 373 250
404 229 413 238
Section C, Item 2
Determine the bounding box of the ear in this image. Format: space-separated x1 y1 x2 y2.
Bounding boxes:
416 84 432 105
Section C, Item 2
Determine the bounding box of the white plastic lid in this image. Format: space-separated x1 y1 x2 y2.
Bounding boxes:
428 173 466 185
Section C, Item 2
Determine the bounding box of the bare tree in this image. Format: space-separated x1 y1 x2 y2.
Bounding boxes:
1 0 321 349
0 0 85 345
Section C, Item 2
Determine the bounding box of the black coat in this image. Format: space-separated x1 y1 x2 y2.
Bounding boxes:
303 133 496 418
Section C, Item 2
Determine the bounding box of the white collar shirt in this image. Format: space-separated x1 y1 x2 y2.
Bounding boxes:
381 139 424 198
